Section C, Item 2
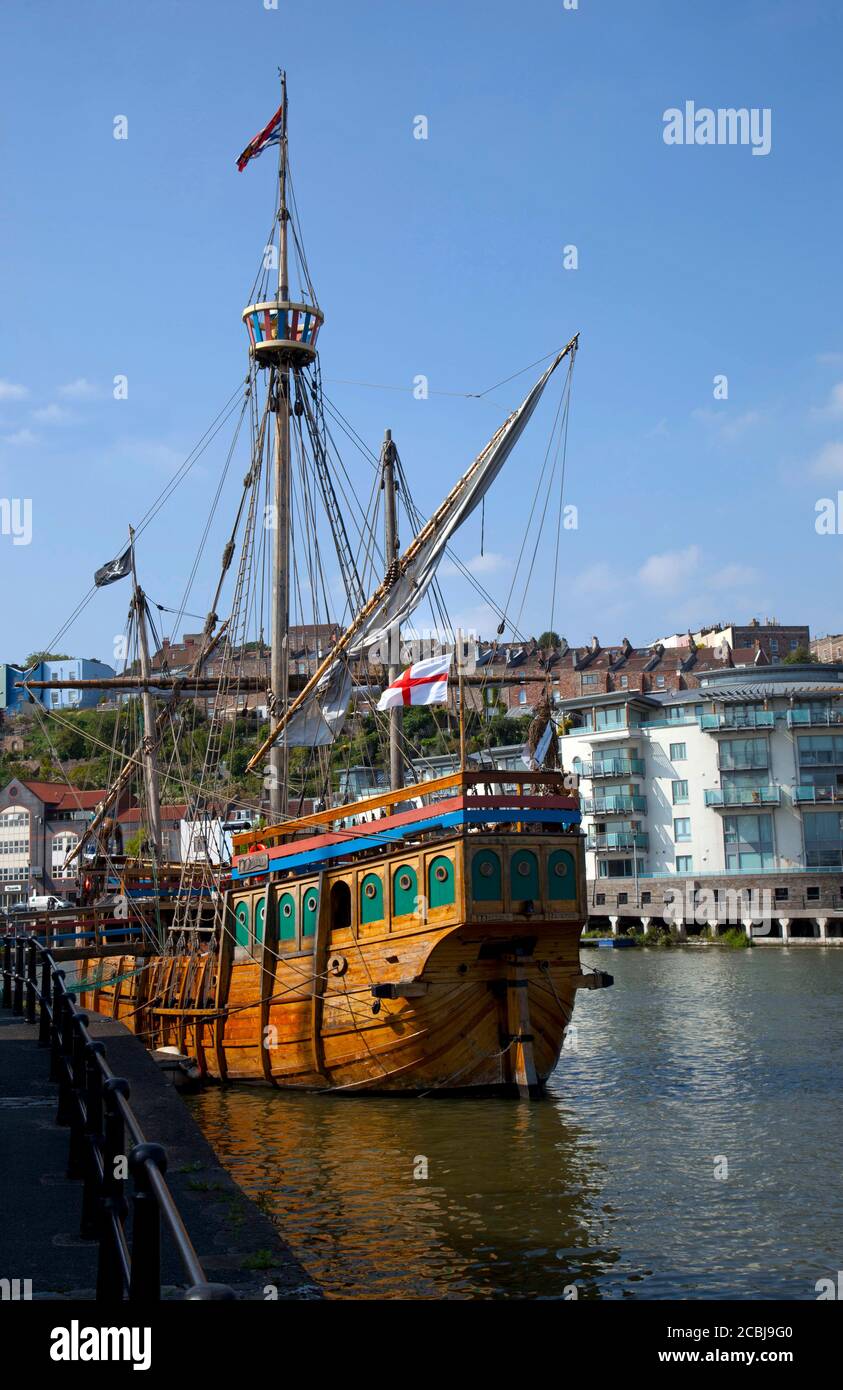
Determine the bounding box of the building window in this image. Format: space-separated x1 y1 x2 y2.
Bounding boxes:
723 814 775 871
672 780 689 804
518 685 527 705
641 890 651 904
619 675 628 688
617 892 628 905
655 675 666 688
774 887 788 901
673 817 691 842
676 855 693 874
595 706 625 731
802 811 843 868
807 886 820 902
720 737 768 771
670 742 687 761
582 674 597 687
595 893 606 905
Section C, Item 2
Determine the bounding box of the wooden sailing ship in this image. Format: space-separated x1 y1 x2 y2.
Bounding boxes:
18 75 611 1096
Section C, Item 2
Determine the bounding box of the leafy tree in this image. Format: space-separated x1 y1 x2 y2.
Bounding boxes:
21 651 72 669
536 630 561 650
783 645 813 664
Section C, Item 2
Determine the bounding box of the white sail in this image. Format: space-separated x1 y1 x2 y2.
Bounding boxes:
349 349 567 657
249 340 576 768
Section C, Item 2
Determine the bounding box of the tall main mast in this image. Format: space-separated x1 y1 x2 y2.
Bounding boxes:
241 74 324 817
381 428 403 791
269 70 290 819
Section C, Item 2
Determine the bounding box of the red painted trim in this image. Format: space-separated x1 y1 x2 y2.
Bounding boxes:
235 793 579 869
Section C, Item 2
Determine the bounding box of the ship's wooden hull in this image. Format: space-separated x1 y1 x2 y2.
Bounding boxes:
79 829 600 1094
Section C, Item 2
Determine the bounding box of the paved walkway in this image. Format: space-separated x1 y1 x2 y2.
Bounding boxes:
0 1007 320 1299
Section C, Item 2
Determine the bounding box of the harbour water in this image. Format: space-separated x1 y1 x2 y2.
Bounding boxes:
188 948 843 1299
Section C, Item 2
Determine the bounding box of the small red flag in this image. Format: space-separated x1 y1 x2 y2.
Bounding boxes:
236 102 284 172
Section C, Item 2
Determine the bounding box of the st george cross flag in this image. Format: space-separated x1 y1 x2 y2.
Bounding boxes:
377 653 452 711
236 102 284 171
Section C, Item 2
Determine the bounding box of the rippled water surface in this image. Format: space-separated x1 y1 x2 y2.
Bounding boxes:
188 948 843 1298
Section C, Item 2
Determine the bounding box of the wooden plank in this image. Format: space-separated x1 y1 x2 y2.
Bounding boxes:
310 872 330 1078
259 881 278 1085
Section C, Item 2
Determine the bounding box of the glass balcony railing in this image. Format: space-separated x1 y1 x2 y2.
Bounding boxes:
717 757 769 773
581 794 648 815
787 708 843 728
793 785 843 804
581 758 646 779
700 711 775 731
587 831 650 852
704 786 782 807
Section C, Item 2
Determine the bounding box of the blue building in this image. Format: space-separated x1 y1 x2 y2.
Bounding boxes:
0 658 117 713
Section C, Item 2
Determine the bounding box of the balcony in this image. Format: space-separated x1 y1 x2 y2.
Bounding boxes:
587 831 650 853
704 786 782 808
793 785 843 804
700 711 775 732
787 708 843 729
580 757 646 779
581 794 648 815
717 757 769 773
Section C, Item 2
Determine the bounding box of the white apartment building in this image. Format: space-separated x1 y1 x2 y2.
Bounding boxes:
558 664 843 939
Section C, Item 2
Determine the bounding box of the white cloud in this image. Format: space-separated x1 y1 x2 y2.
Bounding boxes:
811 442 843 478
810 382 843 419
440 550 510 579
32 403 73 424
692 408 764 440
0 379 28 401
638 545 701 590
58 377 101 400
2 428 38 446
710 562 759 590
572 562 616 596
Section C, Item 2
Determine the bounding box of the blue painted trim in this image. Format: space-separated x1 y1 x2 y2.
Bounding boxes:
233 808 581 880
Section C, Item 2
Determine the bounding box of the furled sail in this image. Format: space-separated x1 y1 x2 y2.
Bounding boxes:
280 660 353 747
247 336 577 771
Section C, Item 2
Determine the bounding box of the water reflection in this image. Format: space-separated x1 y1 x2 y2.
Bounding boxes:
189 949 843 1299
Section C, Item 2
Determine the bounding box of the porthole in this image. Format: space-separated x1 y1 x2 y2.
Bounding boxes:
517 860 532 877
305 895 317 913
434 864 449 883
282 901 293 917
479 861 494 878
398 873 412 891
554 861 568 878
364 881 377 900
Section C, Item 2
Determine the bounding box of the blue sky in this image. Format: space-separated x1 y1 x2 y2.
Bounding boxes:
1 0 842 666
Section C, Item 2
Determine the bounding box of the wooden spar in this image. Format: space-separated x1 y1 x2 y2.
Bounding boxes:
17 674 268 692
246 332 580 774
130 530 163 860
381 428 403 791
269 68 290 819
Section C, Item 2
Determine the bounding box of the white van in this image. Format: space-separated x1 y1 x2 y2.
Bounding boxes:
27 894 73 911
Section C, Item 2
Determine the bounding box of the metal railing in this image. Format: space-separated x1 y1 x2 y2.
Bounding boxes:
787 708 843 728
700 711 775 731
581 794 648 815
1 931 234 1303
704 786 782 807
793 785 843 804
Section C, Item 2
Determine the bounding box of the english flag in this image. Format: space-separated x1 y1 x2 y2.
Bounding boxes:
376 653 453 711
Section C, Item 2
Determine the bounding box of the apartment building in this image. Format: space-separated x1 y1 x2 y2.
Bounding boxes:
814 633 843 663
0 658 117 714
655 618 810 662
0 779 110 904
558 663 843 940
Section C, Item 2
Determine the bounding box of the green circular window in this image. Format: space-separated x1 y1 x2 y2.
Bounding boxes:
393 864 418 917
303 888 319 939
428 855 455 909
510 850 539 901
471 850 501 902
278 892 296 943
360 873 384 926
234 900 250 948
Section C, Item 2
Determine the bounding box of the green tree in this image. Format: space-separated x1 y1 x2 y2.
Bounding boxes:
783 645 813 664
21 651 72 669
536 630 561 649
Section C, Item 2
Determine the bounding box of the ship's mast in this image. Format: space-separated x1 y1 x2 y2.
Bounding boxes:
381 429 403 791
269 69 290 819
128 527 162 859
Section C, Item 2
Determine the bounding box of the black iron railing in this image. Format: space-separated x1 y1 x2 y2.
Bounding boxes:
1 931 234 1303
